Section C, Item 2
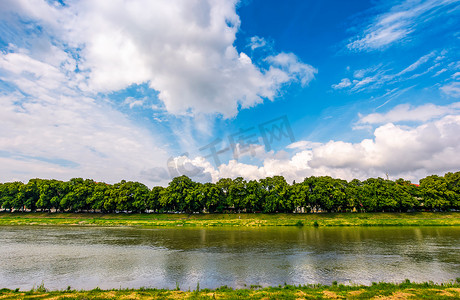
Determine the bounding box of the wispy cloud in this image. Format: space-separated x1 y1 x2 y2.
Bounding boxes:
441 82 460 97
331 50 455 93
347 0 459 51
249 36 268 50
331 78 351 90
396 51 436 76
124 97 145 109
357 102 460 125
433 68 448 76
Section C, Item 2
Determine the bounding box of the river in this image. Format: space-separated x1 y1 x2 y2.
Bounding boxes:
0 226 458 290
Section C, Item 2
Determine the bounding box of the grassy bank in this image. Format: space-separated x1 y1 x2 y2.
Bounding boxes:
0 211 459 227
1 281 460 299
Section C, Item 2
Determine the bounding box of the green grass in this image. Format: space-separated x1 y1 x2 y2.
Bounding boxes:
0 211 459 227
1 281 459 299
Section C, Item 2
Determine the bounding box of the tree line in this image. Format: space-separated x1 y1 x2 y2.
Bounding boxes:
0 172 459 213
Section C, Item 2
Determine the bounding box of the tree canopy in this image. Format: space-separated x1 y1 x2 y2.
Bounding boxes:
1 172 459 213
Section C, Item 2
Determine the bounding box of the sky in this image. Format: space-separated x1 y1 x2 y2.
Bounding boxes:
0 0 459 187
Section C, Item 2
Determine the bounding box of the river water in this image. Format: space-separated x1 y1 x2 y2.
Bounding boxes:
0 226 458 290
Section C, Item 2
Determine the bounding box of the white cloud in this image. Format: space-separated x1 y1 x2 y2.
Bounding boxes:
347 0 458 51
5 0 316 118
249 36 267 50
331 78 351 89
0 48 171 187
0 51 72 95
357 102 460 124
169 110 460 183
308 115 460 177
333 50 455 94
265 52 317 87
353 67 372 79
441 82 460 98
397 51 436 76
166 155 218 182
433 68 448 77
286 141 321 150
124 97 145 109
0 0 320 186
3 0 458 187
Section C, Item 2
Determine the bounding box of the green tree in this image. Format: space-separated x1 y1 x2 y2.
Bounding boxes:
244 180 264 212
260 176 292 213
289 181 310 212
420 175 454 210
147 186 164 212
304 176 346 212
444 171 460 209
36 179 64 212
0 182 23 211
228 177 247 212
216 178 233 210
60 178 94 212
394 178 419 212
87 182 110 212
183 182 204 213
380 180 398 212
16 179 42 211
201 182 224 213
115 181 150 212
345 179 364 212
103 182 120 213
160 175 195 212
361 178 398 212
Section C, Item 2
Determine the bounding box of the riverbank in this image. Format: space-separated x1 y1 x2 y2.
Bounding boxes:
1 281 459 299
0 211 459 227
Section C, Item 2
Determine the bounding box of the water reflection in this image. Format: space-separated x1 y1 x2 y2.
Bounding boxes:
0 226 458 290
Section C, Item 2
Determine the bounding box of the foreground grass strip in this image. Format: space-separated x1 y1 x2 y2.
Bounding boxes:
1 281 460 299
0 212 459 227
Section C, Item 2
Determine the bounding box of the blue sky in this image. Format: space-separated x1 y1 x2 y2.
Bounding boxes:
0 0 459 186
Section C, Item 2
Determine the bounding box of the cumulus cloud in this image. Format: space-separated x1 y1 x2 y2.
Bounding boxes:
3 0 458 187
166 155 217 182
5 0 316 118
169 109 460 183
0 0 320 186
347 0 459 51
309 115 460 176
